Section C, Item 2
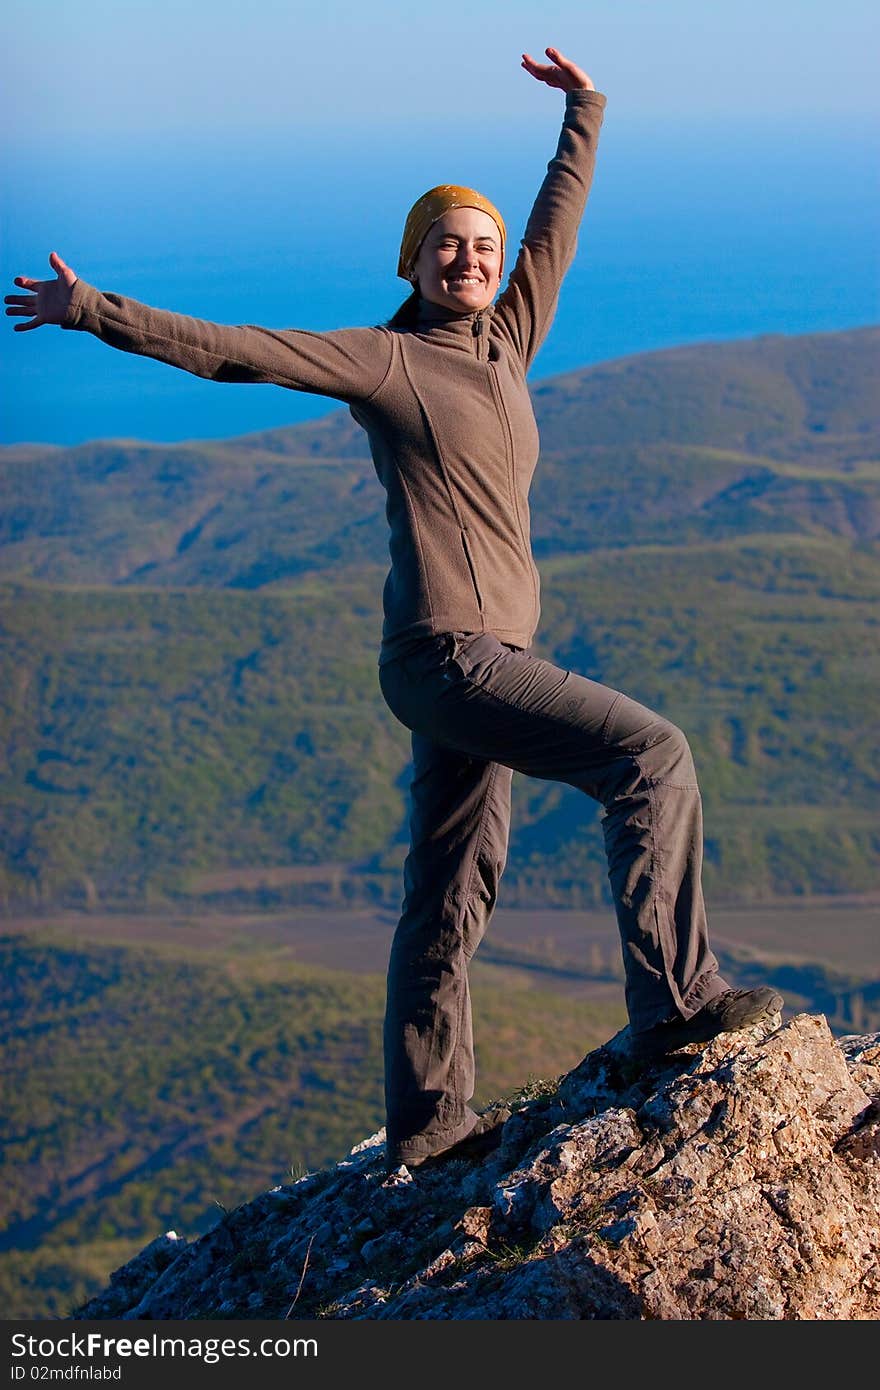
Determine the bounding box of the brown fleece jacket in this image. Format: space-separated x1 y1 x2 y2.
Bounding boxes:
61 89 607 662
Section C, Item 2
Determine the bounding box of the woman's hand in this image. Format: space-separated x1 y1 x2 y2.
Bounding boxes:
521 46 594 93
5 251 78 331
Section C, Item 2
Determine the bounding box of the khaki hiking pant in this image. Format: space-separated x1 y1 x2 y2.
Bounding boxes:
378 629 729 1164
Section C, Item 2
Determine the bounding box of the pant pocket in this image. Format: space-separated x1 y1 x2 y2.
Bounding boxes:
447 630 503 681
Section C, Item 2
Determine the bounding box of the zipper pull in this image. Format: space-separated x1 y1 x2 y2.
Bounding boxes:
472 313 483 337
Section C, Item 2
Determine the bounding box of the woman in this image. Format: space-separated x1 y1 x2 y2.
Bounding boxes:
7 46 782 1175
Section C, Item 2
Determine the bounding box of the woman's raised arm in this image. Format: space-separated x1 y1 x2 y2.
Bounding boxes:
6 254 393 406
492 47 606 372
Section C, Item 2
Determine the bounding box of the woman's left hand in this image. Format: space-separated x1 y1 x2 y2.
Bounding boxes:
521 46 594 92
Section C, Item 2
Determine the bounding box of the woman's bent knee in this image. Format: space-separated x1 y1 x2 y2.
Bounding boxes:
600 707 699 795
639 719 698 788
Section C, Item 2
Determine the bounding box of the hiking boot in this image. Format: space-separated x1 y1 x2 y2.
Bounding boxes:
628 986 785 1062
386 1106 512 1174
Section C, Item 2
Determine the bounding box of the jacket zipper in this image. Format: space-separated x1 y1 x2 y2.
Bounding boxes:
472 312 483 356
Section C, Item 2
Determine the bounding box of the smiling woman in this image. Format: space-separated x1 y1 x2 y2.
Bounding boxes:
5 44 784 1179
412 208 504 312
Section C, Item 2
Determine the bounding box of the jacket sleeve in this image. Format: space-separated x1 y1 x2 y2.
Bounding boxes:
492 89 606 373
60 279 393 404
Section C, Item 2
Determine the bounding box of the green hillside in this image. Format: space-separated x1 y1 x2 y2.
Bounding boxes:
1 533 876 912
0 324 877 909
0 924 626 1319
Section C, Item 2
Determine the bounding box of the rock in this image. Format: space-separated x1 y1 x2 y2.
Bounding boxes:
77 1232 189 1321
72 1015 880 1321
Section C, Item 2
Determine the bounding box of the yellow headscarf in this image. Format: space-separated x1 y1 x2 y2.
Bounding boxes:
397 184 506 281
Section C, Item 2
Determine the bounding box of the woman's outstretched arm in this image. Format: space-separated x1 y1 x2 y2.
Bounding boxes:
5 253 393 405
492 46 606 371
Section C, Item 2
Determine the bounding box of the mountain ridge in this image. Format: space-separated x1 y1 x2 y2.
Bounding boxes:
2 325 878 590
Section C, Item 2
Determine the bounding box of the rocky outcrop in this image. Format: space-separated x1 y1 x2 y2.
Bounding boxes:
74 1014 880 1321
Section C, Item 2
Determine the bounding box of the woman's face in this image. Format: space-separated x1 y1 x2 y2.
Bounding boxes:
410 207 503 314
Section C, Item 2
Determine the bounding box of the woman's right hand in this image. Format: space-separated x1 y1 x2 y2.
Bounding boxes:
5 251 78 331
521 47 594 93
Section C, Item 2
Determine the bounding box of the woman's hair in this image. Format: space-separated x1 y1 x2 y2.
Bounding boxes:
385 288 421 330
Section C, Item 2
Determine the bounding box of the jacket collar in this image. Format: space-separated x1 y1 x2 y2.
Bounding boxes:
415 296 495 330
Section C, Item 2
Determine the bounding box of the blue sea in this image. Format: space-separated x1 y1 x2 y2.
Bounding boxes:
2 115 877 447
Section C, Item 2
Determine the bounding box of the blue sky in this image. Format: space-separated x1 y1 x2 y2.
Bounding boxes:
4 0 878 140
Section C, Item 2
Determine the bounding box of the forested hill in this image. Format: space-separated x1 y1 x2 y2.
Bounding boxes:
2 325 877 589
0 324 877 913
